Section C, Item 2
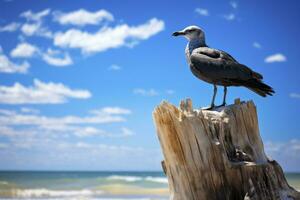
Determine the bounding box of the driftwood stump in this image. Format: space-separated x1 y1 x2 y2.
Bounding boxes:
153 99 300 200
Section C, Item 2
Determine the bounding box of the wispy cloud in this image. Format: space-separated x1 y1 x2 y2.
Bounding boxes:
0 106 132 138
223 13 236 21
0 47 29 73
264 53 287 63
289 93 300 99
0 106 130 126
20 107 40 114
20 9 52 38
133 88 175 96
54 9 114 26
42 48 73 66
265 139 300 171
0 79 91 104
21 22 52 38
53 18 164 54
253 42 262 49
74 127 134 138
108 64 122 71
20 9 51 22
195 8 209 16
10 44 73 67
10 42 39 58
133 88 159 97
91 107 131 115
166 89 175 95
120 127 135 137
1 9 165 72
0 137 161 170
230 1 238 9
222 1 238 21
20 23 39 36
266 139 300 155
0 22 20 32
0 143 8 149
72 126 134 138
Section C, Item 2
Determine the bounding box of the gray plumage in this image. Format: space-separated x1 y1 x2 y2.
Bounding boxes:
173 25 274 109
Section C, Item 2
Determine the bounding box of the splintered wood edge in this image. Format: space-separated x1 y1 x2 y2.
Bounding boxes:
153 99 254 118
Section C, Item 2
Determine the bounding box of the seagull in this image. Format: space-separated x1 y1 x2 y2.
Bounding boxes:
172 25 274 109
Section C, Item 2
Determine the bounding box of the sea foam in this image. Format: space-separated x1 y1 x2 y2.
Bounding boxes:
106 175 168 184
144 177 168 184
13 188 103 198
106 175 143 182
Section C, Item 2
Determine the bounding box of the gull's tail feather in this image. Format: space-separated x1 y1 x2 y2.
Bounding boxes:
244 79 275 97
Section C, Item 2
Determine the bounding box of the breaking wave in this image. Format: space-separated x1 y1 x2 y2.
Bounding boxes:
0 181 9 185
6 188 103 198
106 176 168 184
144 177 168 184
106 175 143 182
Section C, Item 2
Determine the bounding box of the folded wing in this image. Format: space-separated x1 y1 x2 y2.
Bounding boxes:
190 47 274 97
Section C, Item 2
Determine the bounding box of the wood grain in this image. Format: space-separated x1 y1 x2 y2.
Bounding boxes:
153 99 300 200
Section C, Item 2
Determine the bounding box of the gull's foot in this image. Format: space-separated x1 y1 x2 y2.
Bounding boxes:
215 103 226 108
201 105 215 110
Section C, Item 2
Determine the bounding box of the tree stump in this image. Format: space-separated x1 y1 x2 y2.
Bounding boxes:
153 99 300 200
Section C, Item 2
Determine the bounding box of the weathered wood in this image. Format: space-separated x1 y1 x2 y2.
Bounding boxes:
153 99 300 200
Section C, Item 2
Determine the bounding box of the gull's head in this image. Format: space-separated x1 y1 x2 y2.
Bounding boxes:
172 25 205 41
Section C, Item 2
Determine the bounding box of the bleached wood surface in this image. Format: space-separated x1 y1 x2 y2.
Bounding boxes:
153 99 300 200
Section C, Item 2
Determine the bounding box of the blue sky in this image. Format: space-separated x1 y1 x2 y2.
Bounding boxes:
0 0 299 172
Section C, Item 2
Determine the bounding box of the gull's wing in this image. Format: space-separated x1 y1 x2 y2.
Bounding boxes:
190 47 263 82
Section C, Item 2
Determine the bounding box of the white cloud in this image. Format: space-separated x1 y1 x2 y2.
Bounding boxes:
0 106 129 126
0 106 132 139
264 53 287 63
195 8 209 16
0 22 20 32
289 93 300 99
0 109 16 116
20 9 51 21
108 64 122 71
0 137 162 170
19 9 52 38
120 127 134 137
0 50 29 73
21 22 52 38
21 23 40 36
230 1 238 9
91 107 132 115
0 103 156 170
133 88 159 97
0 79 91 104
74 126 134 138
223 13 236 21
20 107 40 114
53 18 164 54
166 89 175 95
10 42 39 58
0 143 8 149
265 139 300 171
42 49 73 67
73 126 106 137
54 9 114 26
253 42 262 49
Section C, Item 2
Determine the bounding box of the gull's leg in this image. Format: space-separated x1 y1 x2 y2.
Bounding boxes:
221 86 227 106
203 84 217 110
216 86 227 108
211 84 217 108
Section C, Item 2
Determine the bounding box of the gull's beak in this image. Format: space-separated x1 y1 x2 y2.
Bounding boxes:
172 31 185 36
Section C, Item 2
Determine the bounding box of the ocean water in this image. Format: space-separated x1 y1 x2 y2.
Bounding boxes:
0 171 299 200
0 171 169 200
